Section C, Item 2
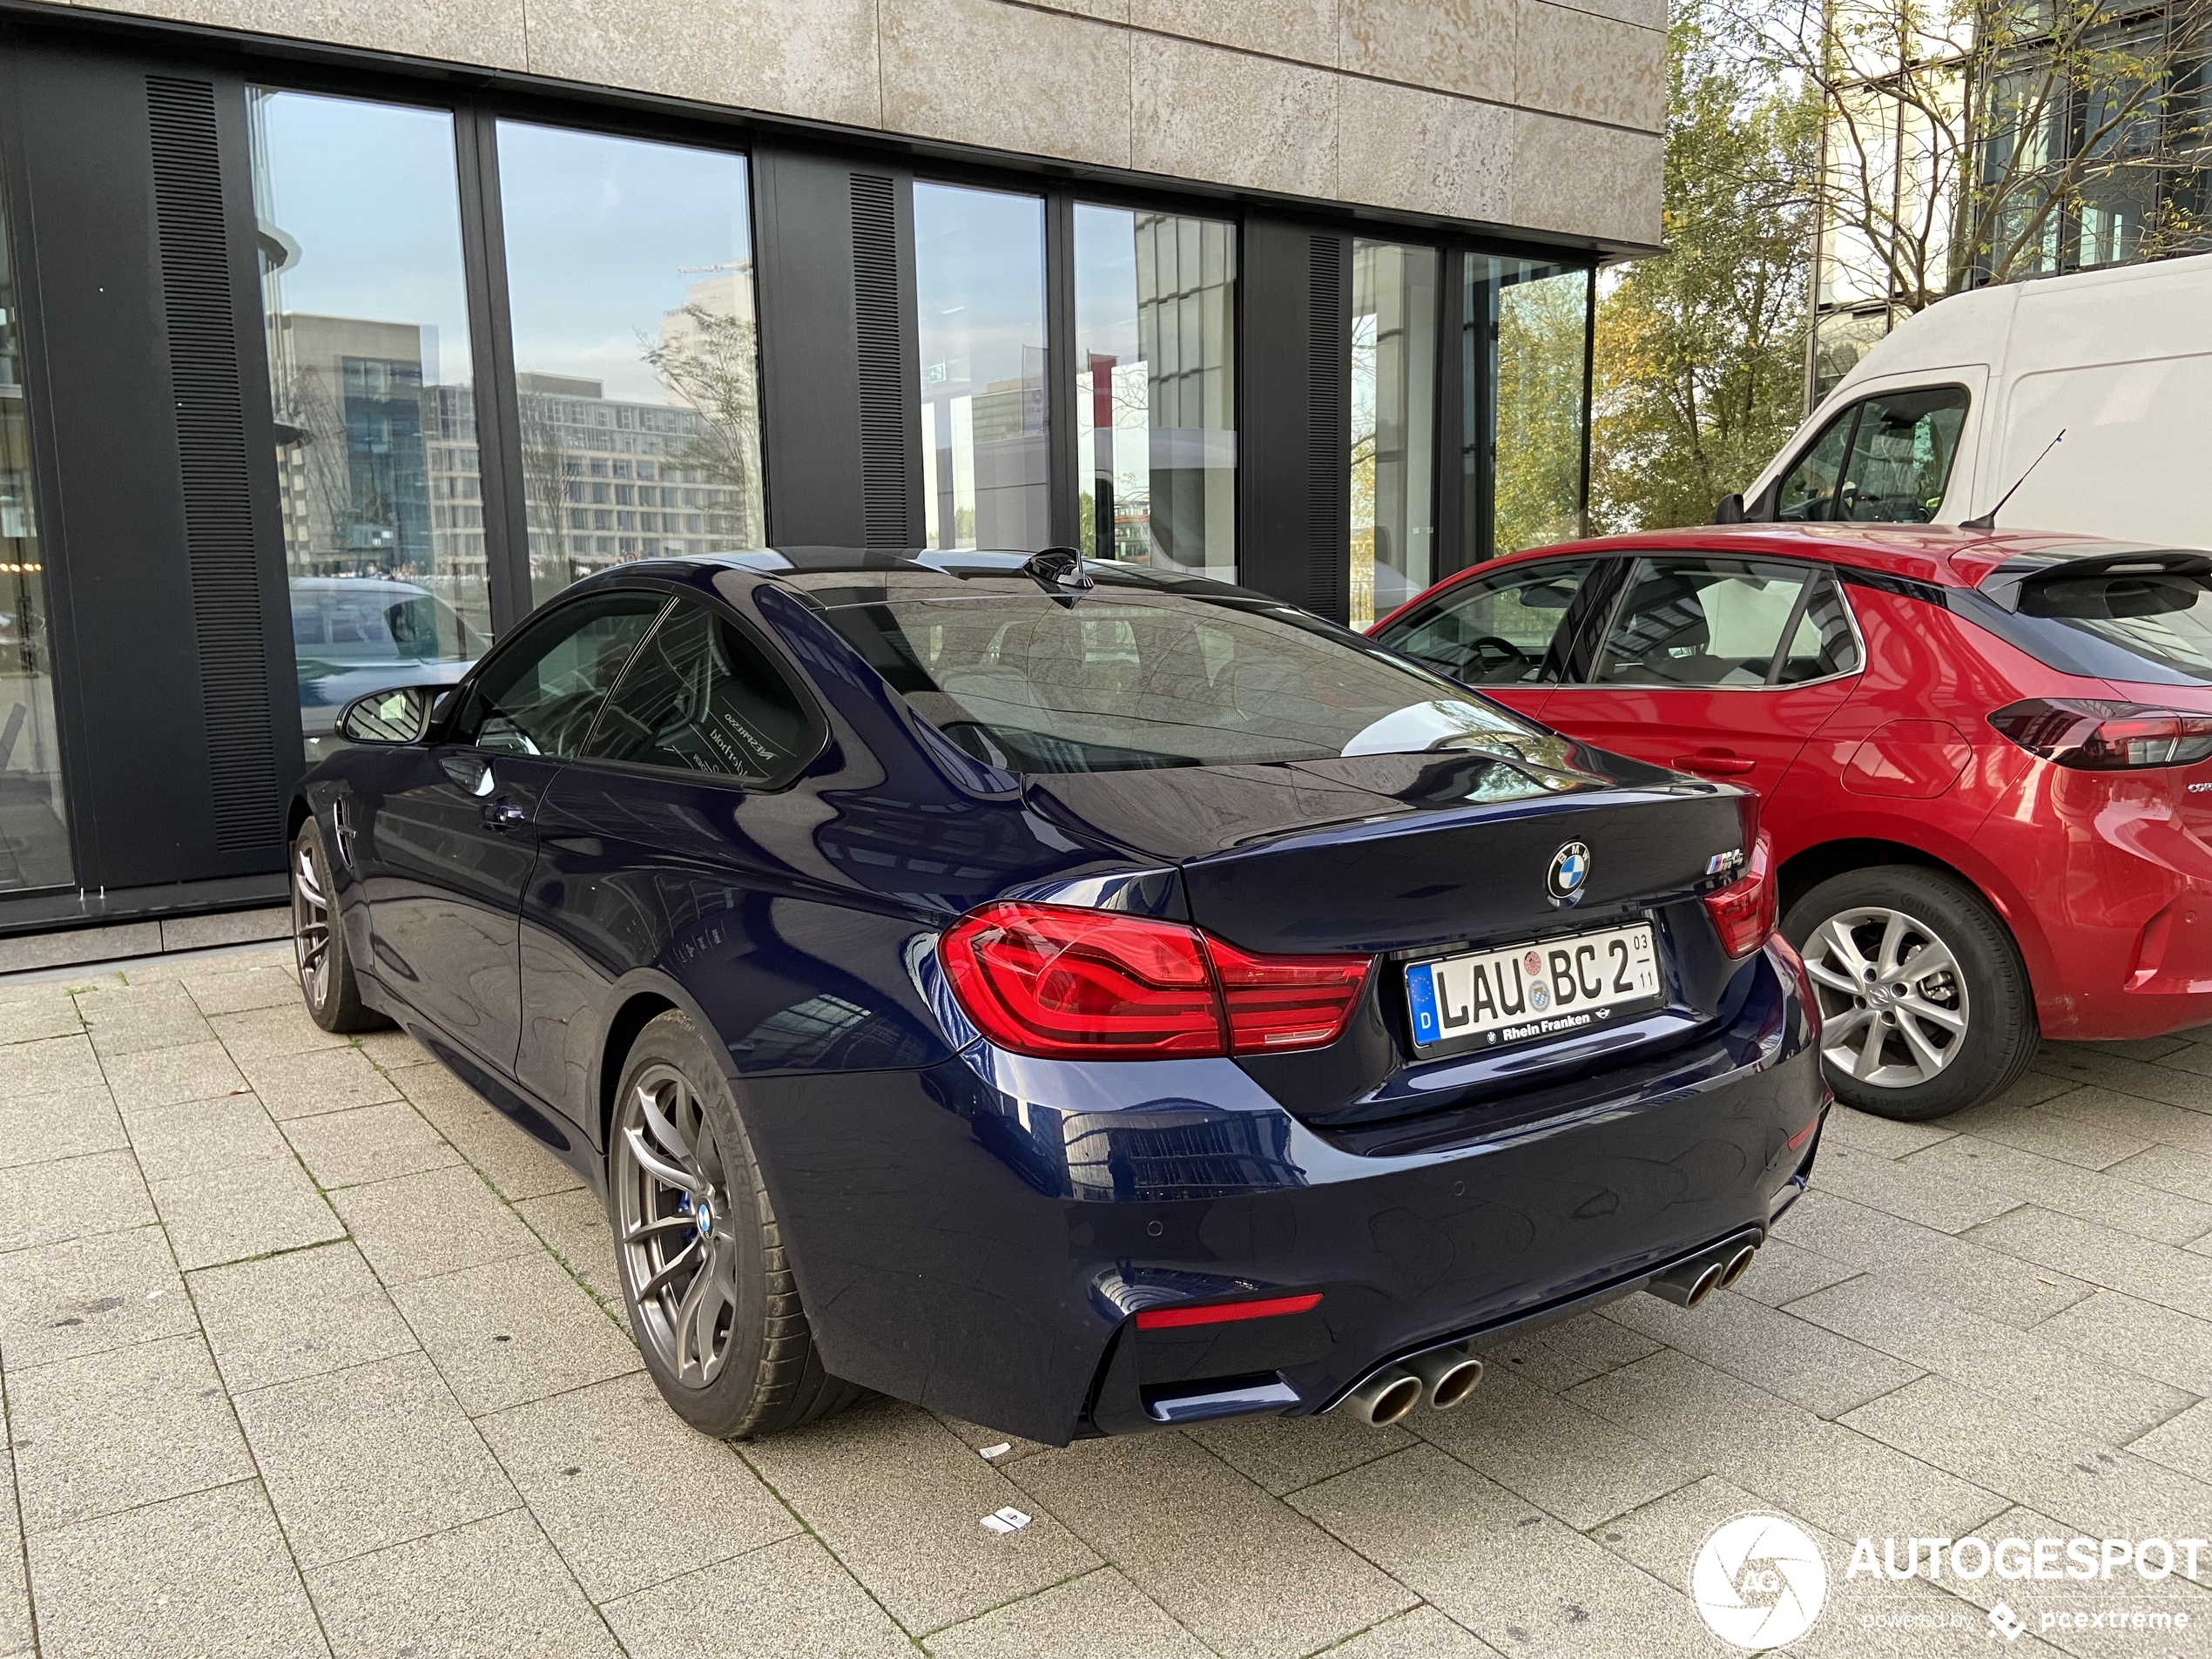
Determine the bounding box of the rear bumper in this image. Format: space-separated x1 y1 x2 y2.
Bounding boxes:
739 938 1821 1447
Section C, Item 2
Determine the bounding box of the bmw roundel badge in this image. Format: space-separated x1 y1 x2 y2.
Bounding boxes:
1546 841 1591 907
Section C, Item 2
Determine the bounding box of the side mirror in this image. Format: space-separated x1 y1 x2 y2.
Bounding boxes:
1713 494 1745 524
337 684 437 745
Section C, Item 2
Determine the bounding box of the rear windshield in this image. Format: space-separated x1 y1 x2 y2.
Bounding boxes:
820 590 1563 773
1995 570 2212 685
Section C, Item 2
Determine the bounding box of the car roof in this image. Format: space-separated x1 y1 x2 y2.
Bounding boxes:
1433 523 2189 595
571 548 1271 607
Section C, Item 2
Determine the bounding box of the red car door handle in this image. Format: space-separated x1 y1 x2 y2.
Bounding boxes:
1674 752 1757 776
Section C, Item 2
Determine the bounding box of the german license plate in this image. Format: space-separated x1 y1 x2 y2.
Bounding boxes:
1406 922 1662 1050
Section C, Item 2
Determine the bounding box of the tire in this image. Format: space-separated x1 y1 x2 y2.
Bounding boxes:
609 1011 868 1438
291 818 387 1035
1783 865 2037 1122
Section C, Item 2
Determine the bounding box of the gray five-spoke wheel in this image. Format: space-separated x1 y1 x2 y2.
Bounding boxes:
1803 905 1969 1089
292 841 332 1012
615 1062 742 1390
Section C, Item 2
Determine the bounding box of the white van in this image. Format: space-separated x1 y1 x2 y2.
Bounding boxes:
1723 251 2212 548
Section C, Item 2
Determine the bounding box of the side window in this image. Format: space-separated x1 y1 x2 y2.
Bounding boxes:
1777 574 1861 682
583 600 817 786
1373 558 1598 685
1775 413 1853 522
1836 388 1969 523
450 590 668 756
1595 558 1835 688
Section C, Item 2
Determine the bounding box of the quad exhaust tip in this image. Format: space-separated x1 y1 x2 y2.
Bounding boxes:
1403 1345 1485 1411
1646 1242 1758 1308
1342 1366 1422 1427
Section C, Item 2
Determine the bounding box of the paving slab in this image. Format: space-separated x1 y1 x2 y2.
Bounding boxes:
601 1534 910 1658
742 1399 1100 1634
0 1088 126 1172
243 1045 403 1121
1900 1135 2212 1245
2032 1285 2212 1396
1774 1189 2094 1327
2125 1398 2212 1482
1839 1372 2212 1539
232 1350 519 1569
184 964 307 1018
388 1251 638 1417
922 1566 1214 1659
207 1005 353 1063
1966 1205 2212 1316
514 1187 624 1317
0 1148 152 1253
1808 1141 2023 1234
1182 1404 1416 1497
1322 1607 1503 1658
148 1152 345 1270
1007 1427 1416 1659
305 1507 617 1659
24 1480 327 1659
0 992 81 1047
1721 1233 1858 1308
1933 1099 2154 1170
280 1099 458 1188
478 1372 797 1602
1785 1272 2189 1440
1294 1443 1711 1659
189 1239 418 1395
9 1332 251 1533
2038 1045 2212 1109
1604 1285 1922 1419
0 1224 193 1369
1478 1309 1662 1393
123 1091 290 1181
97 1040 246 1109
0 1035 104 1101
327 1163 540 1287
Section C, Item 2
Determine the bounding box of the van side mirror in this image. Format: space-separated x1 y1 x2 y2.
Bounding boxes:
1713 494 1745 524
336 684 437 745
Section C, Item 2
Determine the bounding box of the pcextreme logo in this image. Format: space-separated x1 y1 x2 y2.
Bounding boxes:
1690 1513 1830 1649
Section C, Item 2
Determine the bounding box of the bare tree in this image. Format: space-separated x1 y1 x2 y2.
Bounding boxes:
642 303 766 547
1716 0 2209 321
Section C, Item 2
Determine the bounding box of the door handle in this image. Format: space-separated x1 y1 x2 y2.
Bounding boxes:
1673 752 1757 776
482 799 529 833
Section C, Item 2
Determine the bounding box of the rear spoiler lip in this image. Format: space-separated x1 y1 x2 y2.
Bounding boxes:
1977 547 2212 613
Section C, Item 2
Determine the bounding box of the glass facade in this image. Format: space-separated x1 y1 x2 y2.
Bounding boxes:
496 124 766 604
0 189 69 893
914 184 1049 552
1467 259 1590 561
249 90 492 764
1071 206 1237 580
1349 241 1437 628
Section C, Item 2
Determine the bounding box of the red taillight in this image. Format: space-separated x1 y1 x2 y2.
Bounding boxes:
1988 698 2212 770
1134 1291 1324 1330
938 901 1372 1060
1702 833 1777 959
1207 935 1374 1052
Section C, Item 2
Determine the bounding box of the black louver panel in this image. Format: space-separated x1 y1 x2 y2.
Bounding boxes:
1307 235 1345 620
850 172 910 548
147 75 278 852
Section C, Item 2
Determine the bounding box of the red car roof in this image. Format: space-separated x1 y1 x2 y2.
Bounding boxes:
1380 524 2164 631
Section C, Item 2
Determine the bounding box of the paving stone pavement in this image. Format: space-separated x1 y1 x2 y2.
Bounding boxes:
5 944 2212 1656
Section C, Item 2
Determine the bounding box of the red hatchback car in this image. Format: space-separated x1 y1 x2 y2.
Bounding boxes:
1372 523 2212 1121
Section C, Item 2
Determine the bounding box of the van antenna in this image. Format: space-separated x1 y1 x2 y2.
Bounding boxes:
1962 429 2063 531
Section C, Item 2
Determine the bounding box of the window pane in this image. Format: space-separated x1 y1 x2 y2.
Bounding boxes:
250 91 491 765
1378 558 1597 686
1778 576 1861 682
915 185 1049 552
584 601 813 783
1351 242 1437 628
0 189 70 892
1775 411 1855 521
455 590 667 756
497 124 765 604
1467 260 1588 560
1072 206 1237 580
1836 388 1967 523
1595 558 1817 686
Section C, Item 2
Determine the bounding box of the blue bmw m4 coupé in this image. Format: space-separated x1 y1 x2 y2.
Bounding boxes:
288 549 1825 1445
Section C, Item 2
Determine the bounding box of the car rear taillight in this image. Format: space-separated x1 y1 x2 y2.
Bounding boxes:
1133 1291 1324 1330
938 901 1372 1060
1988 698 2212 770
1702 833 1777 959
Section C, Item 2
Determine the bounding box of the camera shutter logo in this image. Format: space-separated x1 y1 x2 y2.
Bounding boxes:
1690 1514 1828 1649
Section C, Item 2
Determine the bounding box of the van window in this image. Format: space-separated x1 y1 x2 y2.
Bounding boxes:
1773 387 1968 523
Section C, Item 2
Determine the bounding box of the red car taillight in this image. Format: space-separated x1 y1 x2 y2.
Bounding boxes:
1988 698 2212 769
939 901 1372 1060
1702 833 1777 959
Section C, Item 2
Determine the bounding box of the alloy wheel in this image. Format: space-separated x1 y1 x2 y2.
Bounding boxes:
614 1062 742 1389
1803 905 1970 1089
292 841 332 1013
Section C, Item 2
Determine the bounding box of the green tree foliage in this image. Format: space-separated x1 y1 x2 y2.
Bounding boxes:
1592 5 1821 530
